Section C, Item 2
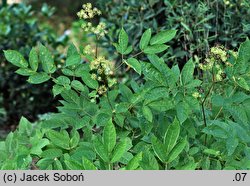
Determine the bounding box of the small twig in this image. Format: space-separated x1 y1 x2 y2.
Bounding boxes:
95 35 98 59
131 51 143 58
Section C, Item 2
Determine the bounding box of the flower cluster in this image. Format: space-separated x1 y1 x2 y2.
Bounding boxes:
199 46 228 70
77 3 107 38
192 92 201 99
77 3 101 19
83 44 95 55
199 46 231 81
81 22 107 38
89 55 116 94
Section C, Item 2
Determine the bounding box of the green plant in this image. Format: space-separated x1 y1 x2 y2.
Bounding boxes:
0 2 68 126
1 2 250 170
97 0 250 66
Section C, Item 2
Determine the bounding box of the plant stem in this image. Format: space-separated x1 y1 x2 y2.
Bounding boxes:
95 35 98 59
131 51 143 58
201 62 216 146
201 83 214 146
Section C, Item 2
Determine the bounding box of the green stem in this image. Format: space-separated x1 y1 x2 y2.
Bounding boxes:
165 163 168 170
95 35 98 59
201 62 216 146
108 163 112 170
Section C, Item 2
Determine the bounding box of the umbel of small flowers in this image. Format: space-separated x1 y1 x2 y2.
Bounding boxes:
199 46 237 82
77 3 107 38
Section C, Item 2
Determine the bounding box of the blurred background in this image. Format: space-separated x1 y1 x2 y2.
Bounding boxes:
1 0 250 138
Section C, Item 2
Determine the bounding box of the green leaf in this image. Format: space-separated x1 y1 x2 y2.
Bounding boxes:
226 137 238 156
15 68 36 76
46 130 70 150
62 68 74 76
71 80 87 92
181 58 195 85
75 64 90 77
55 76 71 85
176 101 190 124
30 138 50 156
29 48 39 71
111 139 128 163
140 28 152 50
179 160 197 170
27 72 50 84
164 118 180 154
81 72 99 89
235 77 250 91
142 105 153 122
125 58 141 75
4 50 28 68
67 43 79 57
143 44 169 54
147 99 173 112
18 117 32 135
103 120 116 153
93 137 109 162
167 137 187 163
54 159 63 170
140 150 159 170
115 102 130 113
151 135 167 162
202 157 210 170
52 84 64 96
65 159 84 170
96 113 112 126
37 158 54 170
147 54 171 76
70 130 80 149
150 30 176 45
123 45 133 55
66 54 81 67
203 149 220 156
82 157 97 170
39 44 55 73
235 40 250 74
126 152 142 170
41 149 63 159
118 28 129 54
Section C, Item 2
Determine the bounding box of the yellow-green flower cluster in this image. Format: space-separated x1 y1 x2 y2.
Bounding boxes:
90 56 114 75
199 57 215 71
84 44 95 55
210 46 227 62
215 64 224 81
89 55 116 93
77 3 107 38
199 46 232 82
192 92 201 99
81 22 107 38
98 85 108 95
77 3 101 19
199 46 228 71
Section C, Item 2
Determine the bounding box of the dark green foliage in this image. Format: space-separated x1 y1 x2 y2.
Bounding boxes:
0 3 68 126
97 0 250 66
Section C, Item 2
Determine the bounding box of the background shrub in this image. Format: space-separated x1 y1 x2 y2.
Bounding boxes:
0 2 67 126
97 0 250 66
